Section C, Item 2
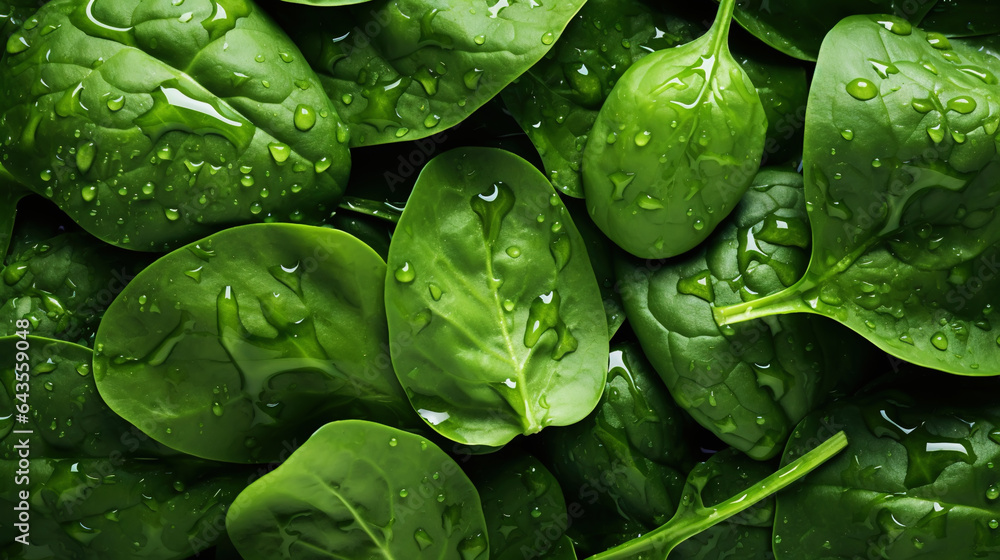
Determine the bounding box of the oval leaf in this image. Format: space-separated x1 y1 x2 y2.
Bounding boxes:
271 0 584 147
0 0 350 251
226 420 489 560
94 223 415 463
385 147 608 447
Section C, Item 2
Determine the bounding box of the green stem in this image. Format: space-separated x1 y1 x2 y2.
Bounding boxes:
712 277 816 327
709 0 738 56
337 197 402 224
590 431 849 560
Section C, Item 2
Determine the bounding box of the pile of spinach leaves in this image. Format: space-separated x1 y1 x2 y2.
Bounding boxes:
2 0 1000 558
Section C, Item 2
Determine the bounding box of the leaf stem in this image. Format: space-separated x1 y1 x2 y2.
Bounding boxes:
589 431 849 560
709 0 739 56
712 277 816 327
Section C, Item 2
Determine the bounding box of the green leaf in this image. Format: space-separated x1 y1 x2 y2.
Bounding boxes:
0 336 245 560
271 0 585 147
0 163 26 259
582 0 767 259
93 223 415 463
0 0 349 251
470 453 574 560
0 0 43 44
588 431 848 559
774 376 1000 558
0 232 152 345
713 16 1000 375
618 169 869 460
281 0 372 5
385 147 608 447
731 0 937 61
500 0 705 198
538 341 696 534
920 0 1000 36
226 420 489 560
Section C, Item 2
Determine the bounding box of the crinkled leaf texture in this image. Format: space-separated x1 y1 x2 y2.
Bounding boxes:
0 0 349 250
714 15 1000 375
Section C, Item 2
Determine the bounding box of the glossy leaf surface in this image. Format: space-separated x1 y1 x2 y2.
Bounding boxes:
94 224 414 463
273 0 585 147
226 420 489 560
0 0 349 251
619 170 867 459
582 0 767 259
775 377 1000 558
385 147 607 447
714 16 1000 375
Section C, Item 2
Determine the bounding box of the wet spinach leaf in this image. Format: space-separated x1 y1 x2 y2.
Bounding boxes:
470 452 574 560
0 0 349 251
582 0 767 259
385 147 607 447
0 336 246 560
618 169 868 460
500 0 704 198
94 223 415 463
713 16 1000 375
0 0 43 43
731 0 937 61
1 232 151 345
538 341 696 553
921 0 1000 36
775 377 1000 558
270 0 584 147
226 420 489 560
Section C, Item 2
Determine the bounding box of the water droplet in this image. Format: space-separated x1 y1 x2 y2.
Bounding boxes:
106 95 125 111
637 194 663 210
39 169 52 182
846 78 878 101
178 11 193 23
399 489 408 497
541 32 554 45
992 520 1000 530
947 95 977 114
395 262 415 283
524 291 577 360
279 51 295 63
293 104 316 131
925 32 951 50
211 402 224 416
474 35 485 45
876 18 911 35
6 33 30 54
634 130 652 146
463 68 484 90
988 486 999 500
429 284 443 301
841 129 854 141
254 53 265 63
930 332 948 350
250 201 263 215
458 533 488 560
506 246 521 258
268 142 291 163
609 171 634 200
164 208 180 221
926 123 945 143
677 270 714 303
423 114 441 128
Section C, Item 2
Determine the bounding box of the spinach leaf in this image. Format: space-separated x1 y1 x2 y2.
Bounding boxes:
385 147 607 447
0 336 247 560
713 16 1000 375
582 0 767 259
226 420 489 560
0 0 43 43
618 169 868 460
774 376 1000 558
94 223 415 463
281 0 371 5
500 0 705 198
731 0 938 61
0 162 26 258
269 0 584 147
588 431 848 559
0 0 349 251
470 452 574 560
537 341 696 553
564 198 626 337
1 232 151 345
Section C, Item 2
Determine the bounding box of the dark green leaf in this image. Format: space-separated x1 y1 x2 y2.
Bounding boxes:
274 0 585 147
94 223 415 463
226 420 489 560
714 16 1000 375
385 147 608 447
0 0 349 251
619 169 869 459
775 377 1000 558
